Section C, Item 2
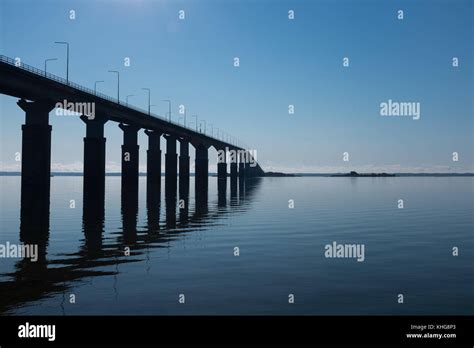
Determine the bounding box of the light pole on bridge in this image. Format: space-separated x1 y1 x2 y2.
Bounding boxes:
142 88 151 115
54 41 69 83
94 80 104 94
200 120 206 134
44 58 57 76
162 100 171 122
126 94 134 106
192 115 198 132
108 70 120 104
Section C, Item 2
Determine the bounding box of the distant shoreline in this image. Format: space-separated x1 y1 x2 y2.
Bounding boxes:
1 172 473 177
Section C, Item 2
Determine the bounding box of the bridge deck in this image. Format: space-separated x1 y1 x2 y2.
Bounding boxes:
0 55 240 150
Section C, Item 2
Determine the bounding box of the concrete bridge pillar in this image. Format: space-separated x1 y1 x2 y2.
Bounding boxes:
81 115 107 203
195 143 209 190
164 134 178 191
17 98 54 241
119 123 140 197
230 158 238 178
178 139 190 188
239 151 246 179
217 147 227 181
244 162 252 177
145 129 162 201
245 154 265 177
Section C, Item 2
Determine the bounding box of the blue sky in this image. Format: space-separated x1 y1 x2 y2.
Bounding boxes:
0 0 472 173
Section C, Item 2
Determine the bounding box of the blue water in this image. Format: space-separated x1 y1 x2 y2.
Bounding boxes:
0 176 473 315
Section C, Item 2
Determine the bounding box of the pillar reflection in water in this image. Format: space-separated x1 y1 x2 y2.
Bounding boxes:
82 184 105 258
179 179 189 226
121 187 139 246
165 180 177 229
147 185 161 235
218 177 227 208
230 176 238 207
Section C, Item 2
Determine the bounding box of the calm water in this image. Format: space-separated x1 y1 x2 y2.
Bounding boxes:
0 176 473 315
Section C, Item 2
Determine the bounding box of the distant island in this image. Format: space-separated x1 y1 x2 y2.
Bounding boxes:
330 171 396 177
264 172 296 177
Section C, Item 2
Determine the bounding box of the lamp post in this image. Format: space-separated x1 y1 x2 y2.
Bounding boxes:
94 80 104 94
142 88 151 115
163 100 171 122
108 70 120 103
54 41 69 83
126 94 134 106
208 123 213 136
192 115 198 132
44 58 57 76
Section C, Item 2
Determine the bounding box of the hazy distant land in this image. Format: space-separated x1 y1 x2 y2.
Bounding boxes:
1 171 473 177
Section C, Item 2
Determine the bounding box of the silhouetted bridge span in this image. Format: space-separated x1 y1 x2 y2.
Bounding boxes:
0 54 264 217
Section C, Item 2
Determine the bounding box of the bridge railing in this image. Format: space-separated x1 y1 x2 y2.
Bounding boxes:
0 54 238 147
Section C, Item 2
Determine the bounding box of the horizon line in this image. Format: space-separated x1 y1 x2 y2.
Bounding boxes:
1 171 473 176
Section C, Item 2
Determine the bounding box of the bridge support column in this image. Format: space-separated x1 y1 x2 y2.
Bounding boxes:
145 129 162 202
230 151 238 179
217 147 227 202
243 151 257 178
195 144 209 190
164 134 178 191
244 161 252 177
217 148 227 180
179 139 190 189
119 123 140 198
239 151 246 179
246 153 265 177
18 98 55 236
81 115 107 203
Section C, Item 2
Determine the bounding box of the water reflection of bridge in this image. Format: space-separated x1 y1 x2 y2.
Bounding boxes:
0 176 262 314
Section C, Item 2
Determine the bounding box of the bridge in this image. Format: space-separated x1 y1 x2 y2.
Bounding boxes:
0 54 265 220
